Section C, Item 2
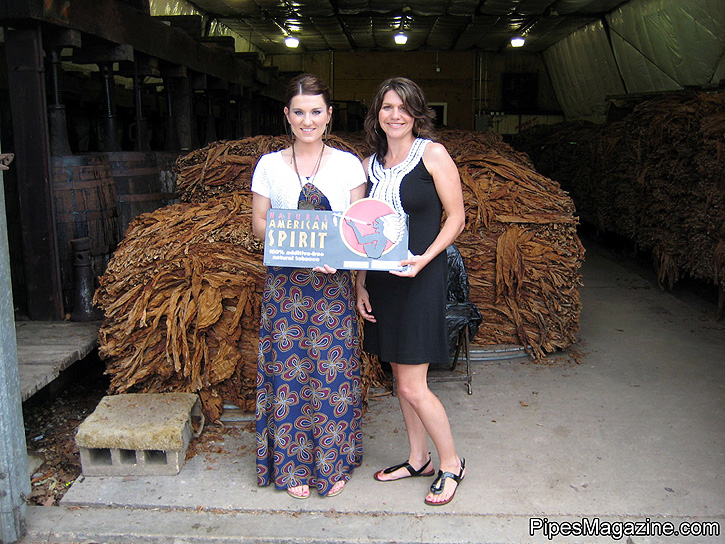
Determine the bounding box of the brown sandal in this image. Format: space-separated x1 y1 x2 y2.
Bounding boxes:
374 454 435 481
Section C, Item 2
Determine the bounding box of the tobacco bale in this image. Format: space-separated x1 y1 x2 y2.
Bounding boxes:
451 141 584 358
94 194 266 420
438 127 535 170
628 92 725 295
515 91 725 314
174 131 584 358
175 136 286 204
333 131 370 156
512 121 602 226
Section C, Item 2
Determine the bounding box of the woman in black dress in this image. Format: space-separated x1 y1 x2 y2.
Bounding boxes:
355 77 466 506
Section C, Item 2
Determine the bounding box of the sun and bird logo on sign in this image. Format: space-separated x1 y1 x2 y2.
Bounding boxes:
264 198 409 271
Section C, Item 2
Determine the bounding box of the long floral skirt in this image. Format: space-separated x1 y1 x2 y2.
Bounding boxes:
256 266 363 496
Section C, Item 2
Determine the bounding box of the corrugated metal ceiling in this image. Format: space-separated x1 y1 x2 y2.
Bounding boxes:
188 0 627 54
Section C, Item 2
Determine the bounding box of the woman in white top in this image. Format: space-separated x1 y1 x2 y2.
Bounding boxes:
251 73 367 499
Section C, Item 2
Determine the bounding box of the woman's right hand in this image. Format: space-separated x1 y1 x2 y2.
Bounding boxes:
355 284 376 322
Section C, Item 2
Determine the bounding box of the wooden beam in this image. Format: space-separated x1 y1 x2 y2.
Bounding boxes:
159 61 187 79
4 26 64 319
73 42 134 65
43 28 82 49
156 15 203 39
118 53 160 78
199 36 236 54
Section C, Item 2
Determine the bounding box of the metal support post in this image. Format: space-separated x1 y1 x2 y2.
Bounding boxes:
0 148 30 542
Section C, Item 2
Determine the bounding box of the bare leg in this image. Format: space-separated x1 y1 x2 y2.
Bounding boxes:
375 363 432 481
393 363 464 504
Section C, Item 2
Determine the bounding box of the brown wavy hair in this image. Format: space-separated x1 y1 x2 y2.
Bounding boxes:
364 77 436 166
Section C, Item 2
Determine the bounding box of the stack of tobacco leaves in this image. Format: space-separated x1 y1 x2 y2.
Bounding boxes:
175 135 288 203
443 130 584 359
510 121 602 226
93 193 265 421
332 131 370 156
439 127 536 170
514 91 725 315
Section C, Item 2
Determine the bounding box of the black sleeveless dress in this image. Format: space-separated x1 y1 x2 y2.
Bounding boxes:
363 158 448 365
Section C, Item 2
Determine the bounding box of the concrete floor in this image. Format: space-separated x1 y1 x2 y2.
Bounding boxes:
18 239 725 544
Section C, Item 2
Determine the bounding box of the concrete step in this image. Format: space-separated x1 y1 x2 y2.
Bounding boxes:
23 505 712 544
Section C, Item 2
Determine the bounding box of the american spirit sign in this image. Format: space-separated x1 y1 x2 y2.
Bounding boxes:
263 198 409 271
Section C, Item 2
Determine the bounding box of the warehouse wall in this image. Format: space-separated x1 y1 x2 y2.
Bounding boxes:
265 50 562 134
333 51 475 130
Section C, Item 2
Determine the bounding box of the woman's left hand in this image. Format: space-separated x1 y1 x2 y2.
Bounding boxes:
389 254 427 278
313 264 338 274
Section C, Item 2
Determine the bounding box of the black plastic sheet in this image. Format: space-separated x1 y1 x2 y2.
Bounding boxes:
446 243 470 303
445 244 483 355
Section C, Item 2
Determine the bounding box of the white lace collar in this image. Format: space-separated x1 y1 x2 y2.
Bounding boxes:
368 138 430 217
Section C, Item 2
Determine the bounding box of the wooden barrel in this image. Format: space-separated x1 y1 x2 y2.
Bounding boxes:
107 151 168 236
51 153 121 313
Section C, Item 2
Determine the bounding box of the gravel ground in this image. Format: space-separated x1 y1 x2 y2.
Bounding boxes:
22 353 108 506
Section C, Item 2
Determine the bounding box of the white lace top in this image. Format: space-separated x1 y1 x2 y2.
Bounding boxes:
251 147 366 212
368 138 431 217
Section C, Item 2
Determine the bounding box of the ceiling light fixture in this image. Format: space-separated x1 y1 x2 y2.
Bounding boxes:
285 35 300 48
394 11 409 46
510 36 525 47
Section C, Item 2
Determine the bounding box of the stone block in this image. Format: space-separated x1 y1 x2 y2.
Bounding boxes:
75 392 204 476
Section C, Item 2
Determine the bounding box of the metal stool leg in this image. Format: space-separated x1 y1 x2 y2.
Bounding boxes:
424 324 473 393
463 326 472 394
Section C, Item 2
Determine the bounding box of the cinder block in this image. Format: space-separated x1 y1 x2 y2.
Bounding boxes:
75 392 204 476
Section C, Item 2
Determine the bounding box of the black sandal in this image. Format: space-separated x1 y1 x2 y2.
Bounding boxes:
424 458 465 506
374 453 435 481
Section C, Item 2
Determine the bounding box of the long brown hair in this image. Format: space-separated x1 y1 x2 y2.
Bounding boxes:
364 77 436 166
